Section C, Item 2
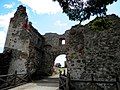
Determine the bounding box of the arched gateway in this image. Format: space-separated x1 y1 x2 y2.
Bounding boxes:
43 32 69 75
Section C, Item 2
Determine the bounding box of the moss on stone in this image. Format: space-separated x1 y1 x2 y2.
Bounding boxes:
70 53 78 59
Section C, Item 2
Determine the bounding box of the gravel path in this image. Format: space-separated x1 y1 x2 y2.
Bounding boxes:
9 75 59 90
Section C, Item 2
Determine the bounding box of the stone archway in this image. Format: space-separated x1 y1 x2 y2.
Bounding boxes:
43 32 69 75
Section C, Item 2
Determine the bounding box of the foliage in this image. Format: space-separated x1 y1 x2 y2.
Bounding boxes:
53 0 117 22
89 18 113 31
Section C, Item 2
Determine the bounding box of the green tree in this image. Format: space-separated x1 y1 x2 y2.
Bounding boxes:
53 0 117 23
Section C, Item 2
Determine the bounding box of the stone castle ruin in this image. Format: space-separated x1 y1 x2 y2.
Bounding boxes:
1 5 120 89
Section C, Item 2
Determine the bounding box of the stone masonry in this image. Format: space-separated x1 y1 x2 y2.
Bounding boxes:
0 5 120 89
67 14 120 89
4 5 45 77
43 32 69 75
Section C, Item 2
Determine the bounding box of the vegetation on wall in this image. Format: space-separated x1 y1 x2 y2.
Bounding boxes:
88 17 113 31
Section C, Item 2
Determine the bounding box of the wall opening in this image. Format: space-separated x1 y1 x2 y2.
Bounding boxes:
62 40 65 45
53 54 67 75
54 54 66 67
59 38 65 45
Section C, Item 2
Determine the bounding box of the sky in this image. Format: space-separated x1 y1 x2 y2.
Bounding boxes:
55 54 66 67
0 0 120 65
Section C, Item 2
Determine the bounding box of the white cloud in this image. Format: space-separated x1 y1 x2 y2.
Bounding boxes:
0 10 15 32
53 20 70 34
18 0 62 14
52 20 79 34
54 20 68 27
0 30 7 53
0 11 15 52
0 31 6 47
81 16 95 25
3 3 15 9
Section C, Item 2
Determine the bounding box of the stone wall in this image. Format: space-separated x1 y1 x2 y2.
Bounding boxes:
4 5 44 76
43 32 69 75
67 25 85 79
67 14 120 89
0 50 12 75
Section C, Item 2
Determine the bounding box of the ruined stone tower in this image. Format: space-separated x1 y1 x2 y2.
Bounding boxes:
4 5 44 75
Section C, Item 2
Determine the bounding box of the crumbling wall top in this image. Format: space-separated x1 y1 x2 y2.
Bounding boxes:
14 5 27 18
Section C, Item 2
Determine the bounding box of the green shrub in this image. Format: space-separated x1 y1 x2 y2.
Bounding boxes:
90 18 112 31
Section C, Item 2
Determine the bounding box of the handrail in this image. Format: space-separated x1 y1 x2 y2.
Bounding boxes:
59 77 66 90
0 71 31 90
59 70 67 90
0 73 26 78
59 82 66 88
60 75 67 79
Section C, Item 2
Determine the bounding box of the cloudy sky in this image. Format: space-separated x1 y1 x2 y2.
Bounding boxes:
0 0 120 55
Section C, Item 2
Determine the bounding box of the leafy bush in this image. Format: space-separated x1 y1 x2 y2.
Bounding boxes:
90 18 112 31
